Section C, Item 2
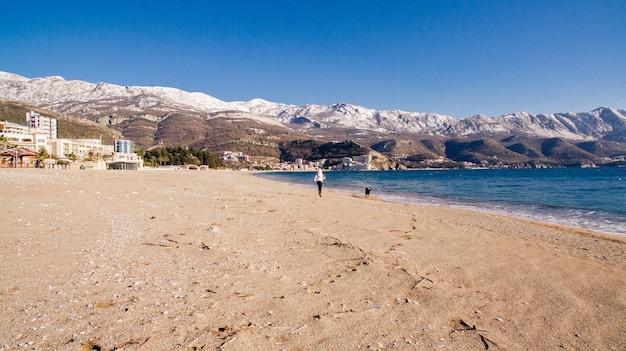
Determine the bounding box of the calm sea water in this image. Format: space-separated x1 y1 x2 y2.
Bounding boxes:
256 168 626 237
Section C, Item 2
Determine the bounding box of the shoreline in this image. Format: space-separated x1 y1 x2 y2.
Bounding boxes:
255 170 626 256
1 169 625 350
255 169 626 238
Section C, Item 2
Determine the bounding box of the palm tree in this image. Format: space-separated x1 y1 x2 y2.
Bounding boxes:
37 147 50 168
68 152 78 163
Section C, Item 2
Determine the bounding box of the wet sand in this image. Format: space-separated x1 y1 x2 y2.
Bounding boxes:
1 169 625 350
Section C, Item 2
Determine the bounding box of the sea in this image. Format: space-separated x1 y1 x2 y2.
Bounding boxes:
256 167 626 238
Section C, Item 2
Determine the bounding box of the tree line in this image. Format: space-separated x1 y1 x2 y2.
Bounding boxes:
141 146 223 168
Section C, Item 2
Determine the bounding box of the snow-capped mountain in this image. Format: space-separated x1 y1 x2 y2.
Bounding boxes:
1 71 625 143
447 109 626 140
274 103 458 135
0 71 233 115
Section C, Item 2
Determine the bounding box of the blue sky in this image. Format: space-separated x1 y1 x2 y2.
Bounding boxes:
1 0 624 118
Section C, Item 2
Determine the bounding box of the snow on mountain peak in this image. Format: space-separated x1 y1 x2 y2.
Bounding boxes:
0 71 236 113
0 71 624 141
0 71 29 81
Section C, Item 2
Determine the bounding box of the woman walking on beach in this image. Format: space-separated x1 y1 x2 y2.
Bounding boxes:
314 167 325 197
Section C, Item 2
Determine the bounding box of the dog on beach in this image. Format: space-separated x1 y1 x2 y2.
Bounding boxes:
365 187 372 197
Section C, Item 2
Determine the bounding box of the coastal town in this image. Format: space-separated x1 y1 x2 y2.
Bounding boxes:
0 111 143 170
1 111 378 171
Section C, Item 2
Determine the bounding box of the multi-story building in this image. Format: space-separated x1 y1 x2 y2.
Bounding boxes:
2 113 147 170
0 121 50 152
115 139 134 153
109 139 142 170
1 115 138 169
47 138 114 160
26 111 58 139
0 120 30 136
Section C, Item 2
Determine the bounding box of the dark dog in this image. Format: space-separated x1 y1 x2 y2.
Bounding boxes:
365 187 372 197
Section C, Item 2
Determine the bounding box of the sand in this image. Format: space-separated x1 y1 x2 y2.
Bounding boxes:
1 168 625 351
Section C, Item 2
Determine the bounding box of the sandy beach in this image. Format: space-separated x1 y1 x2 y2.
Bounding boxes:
1 169 625 351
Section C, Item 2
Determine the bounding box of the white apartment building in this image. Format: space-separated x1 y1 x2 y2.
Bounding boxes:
3 113 144 170
47 138 114 160
0 120 30 136
26 111 58 139
2 115 123 168
0 121 50 152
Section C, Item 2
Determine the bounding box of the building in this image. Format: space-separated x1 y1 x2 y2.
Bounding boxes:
26 111 58 139
0 120 30 137
108 152 143 170
115 139 134 153
109 139 143 170
47 138 114 160
353 154 373 170
336 154 372 170
1 118 141 170
0 121 51 153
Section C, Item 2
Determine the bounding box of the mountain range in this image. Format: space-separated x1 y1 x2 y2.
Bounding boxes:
1 71 625 167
